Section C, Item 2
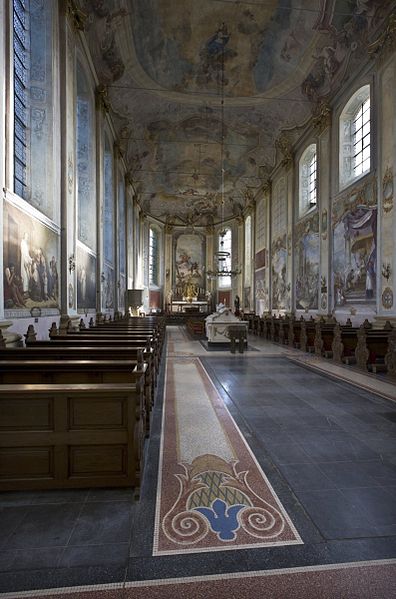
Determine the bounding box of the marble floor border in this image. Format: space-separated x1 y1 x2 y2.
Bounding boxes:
1 558 395 598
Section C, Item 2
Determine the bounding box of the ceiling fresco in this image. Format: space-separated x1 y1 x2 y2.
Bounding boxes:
82 0 392 225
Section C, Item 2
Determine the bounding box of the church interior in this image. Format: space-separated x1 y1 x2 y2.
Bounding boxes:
1 1 396 597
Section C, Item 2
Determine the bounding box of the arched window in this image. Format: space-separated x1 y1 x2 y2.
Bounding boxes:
218 227 232 289
299 144 317 217
118 175 126 276
103 135 114 264
339 85 370 189
149 226 159 287
244 215 252 286
76 62 96 250
13 0 55 218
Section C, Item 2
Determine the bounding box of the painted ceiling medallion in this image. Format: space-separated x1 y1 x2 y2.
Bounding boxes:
83 0 389 225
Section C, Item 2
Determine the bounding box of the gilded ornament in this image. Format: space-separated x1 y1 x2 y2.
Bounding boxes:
382 287 394 310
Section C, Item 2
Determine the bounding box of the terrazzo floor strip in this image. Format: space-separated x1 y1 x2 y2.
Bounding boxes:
153 355 302 555
2 559 395 598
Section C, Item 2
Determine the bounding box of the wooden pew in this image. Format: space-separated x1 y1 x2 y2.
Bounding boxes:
0 384 141 491
0 358 153 435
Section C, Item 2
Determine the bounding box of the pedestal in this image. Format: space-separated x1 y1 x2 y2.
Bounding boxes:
0 320 23 347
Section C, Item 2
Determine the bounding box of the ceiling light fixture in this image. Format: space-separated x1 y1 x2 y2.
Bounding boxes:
207 25 241 281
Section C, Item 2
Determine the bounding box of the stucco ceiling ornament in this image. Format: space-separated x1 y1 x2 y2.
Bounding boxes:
312 99 331 134
67 0 87 31
275 133 293 170
95 84 111 113
368 12 396 62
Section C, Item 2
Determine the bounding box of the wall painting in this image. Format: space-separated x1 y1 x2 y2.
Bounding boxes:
174 232 206 292
3 201 60 314
294 214 320 310
332 178 377 311
271 235 288 311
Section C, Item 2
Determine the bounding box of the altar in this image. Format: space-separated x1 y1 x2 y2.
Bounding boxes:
205 305 248 345
169 300 209 314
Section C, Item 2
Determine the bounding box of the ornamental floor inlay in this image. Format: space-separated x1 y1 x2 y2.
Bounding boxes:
153 355 302 555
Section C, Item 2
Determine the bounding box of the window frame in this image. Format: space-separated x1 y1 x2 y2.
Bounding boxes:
339 84 371 191
298 143 318 219
149 225 160 288
218 227 232 290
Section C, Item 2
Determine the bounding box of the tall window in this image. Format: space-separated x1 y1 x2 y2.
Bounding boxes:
149 226 159 286
76 63 96 249
103 135 114 264
13 0 29 199
244 215 252 286
218 228 232 289
118 176 126 275
13 0 55 217
339 85 370 189
299 144 317 217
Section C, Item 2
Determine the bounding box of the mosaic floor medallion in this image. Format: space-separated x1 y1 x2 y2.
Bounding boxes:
153 357 302 555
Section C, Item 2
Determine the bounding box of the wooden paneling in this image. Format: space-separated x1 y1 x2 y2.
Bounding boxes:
69 396 126 429
69 445 127 477
0 447 54 479
0 397 53 431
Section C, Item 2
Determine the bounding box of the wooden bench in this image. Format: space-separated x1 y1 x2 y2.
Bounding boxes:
0 384 141 492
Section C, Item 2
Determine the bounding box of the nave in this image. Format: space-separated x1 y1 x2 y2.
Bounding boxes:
1 327 395 598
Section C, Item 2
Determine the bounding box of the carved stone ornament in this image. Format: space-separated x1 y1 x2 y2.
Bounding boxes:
67 0 87 31
382 286 394 310
331 324 344 363
314 321 323 356
385 329 396 378
383 166 394 214
355 326 369 370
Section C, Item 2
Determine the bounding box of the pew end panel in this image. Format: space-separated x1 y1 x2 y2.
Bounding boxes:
0 384 140 492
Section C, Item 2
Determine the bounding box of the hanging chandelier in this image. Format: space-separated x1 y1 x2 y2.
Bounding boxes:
207 25 241 281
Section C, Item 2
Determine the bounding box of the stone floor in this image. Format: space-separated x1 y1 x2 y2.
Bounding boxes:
0 327 395 596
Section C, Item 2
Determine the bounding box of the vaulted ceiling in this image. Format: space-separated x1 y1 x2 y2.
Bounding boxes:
82 0 390 225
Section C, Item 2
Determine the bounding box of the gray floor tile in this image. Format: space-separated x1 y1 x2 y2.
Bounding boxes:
317 461 380 488
340 487 396 527
68 501 133 546
5 503 82 550
59 543 129 568
277 463 335 491
0 507 30 550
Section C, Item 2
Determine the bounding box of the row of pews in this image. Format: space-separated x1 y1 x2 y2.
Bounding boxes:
248 313 396 378
0 315 166 494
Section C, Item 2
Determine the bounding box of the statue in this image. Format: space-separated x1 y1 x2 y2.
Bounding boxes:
234 294 241 316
